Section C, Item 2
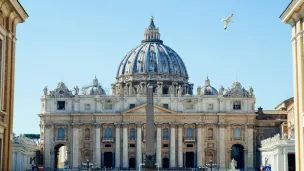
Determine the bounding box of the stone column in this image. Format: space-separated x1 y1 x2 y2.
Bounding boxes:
218 124 226 171
178 124 183 168
247 124 254 171
201 124 206 164
95 124 101 168
136 124 142 168
156 124 162 167
72 124 79 170
283 150 288 171
122 124 128 168
197 124 203 168
44 124 52 171
170 124 176 168
115 124 121 168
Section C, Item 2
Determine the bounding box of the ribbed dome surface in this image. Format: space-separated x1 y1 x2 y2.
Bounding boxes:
116 42 188 78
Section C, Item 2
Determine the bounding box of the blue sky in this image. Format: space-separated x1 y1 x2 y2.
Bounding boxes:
14 0 292 134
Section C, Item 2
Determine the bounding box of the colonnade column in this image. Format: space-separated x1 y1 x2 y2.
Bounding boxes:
72 124 79 170
170 124 176 168
122 124 128 168
218 123 226 171
156 124 162 167
95 123 101 168
136 123 142 168
247 124 254 171
115 124 121 168
44 124 52 171
283 150 288 171
196 124 202 168
178 124 183 168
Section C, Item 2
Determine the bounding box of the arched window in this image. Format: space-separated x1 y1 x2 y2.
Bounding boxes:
233 101 241 110
130 128 136 139
163 128 169 139
208 128 213 140
58 128 65 139
85 128 90 139
186 128 193 138
104 128 112 138
234 128 241 140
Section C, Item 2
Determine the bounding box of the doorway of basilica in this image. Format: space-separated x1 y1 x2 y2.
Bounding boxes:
129 157 136 168
54 144 68 169
162 158 169 168
104 152 113 168
231 144 244 169
185 152 194 168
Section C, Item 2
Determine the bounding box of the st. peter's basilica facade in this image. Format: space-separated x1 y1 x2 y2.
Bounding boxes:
39 18 285 171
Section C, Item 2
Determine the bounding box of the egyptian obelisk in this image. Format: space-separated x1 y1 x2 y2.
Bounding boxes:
145 73 155 170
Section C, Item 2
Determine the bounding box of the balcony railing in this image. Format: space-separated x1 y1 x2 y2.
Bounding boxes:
129 137 136 141
102 138 114 142
183 137 196 142
55 138 66 142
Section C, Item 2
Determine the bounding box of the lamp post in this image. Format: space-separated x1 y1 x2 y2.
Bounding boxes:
204 160 217 171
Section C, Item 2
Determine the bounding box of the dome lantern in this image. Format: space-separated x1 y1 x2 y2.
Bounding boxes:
142 16 162 43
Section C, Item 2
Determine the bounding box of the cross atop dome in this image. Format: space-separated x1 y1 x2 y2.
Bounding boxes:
142 16 162 43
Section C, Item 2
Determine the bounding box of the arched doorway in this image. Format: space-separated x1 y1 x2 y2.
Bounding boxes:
54 144 68 169
163 158 169 168
129 157 136 168
231 144 244 169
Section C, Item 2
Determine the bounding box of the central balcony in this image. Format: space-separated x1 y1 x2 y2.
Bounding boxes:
102 138 114 142
183 137 196 142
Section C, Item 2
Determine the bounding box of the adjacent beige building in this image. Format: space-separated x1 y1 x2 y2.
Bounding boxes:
281 1 304 170
0 0 27 170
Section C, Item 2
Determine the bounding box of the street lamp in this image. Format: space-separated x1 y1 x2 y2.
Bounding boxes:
204 160 217 171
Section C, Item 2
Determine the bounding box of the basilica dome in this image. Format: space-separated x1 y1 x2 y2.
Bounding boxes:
113 17 193 96
81 77 106 95
116 17 188 83
199 77 218 95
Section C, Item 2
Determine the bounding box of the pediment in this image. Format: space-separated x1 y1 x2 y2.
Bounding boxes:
123 104 175 114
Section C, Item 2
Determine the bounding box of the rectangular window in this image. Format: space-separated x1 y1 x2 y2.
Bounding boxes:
233 101 241 110
185 103 194 110
57 101 65 110
129 104 135 109
104 103 113 110
129 144 135 148
207 104 214 110
187 144 193 148
105 144 111 148
84 104 91 111
163 104 169 109
163 144 169 148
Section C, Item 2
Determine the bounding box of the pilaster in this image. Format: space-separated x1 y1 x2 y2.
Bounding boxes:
178 124 183 168
122 123 128 168
136 123 142 168
170 123 176 168
95 123 101 168
156 123 162 167
115 123 121 168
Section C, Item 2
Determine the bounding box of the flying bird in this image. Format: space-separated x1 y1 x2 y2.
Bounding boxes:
222 14 233 30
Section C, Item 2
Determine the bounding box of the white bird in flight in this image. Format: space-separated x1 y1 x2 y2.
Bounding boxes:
222 14 233 30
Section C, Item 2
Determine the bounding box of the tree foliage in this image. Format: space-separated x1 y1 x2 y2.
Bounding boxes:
24 134 40 140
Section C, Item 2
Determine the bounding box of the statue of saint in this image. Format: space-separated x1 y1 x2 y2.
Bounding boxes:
230 158 237 169
74 86 79 95
43 86 48 96
249 86 254 96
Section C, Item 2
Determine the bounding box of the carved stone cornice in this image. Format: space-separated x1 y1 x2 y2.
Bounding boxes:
122 123 128 128
247 124 255 129
136 123 143 128
218 123 228 128
44 123 53 129
114 123 121 128
169 123 177 128
196 123 204 128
